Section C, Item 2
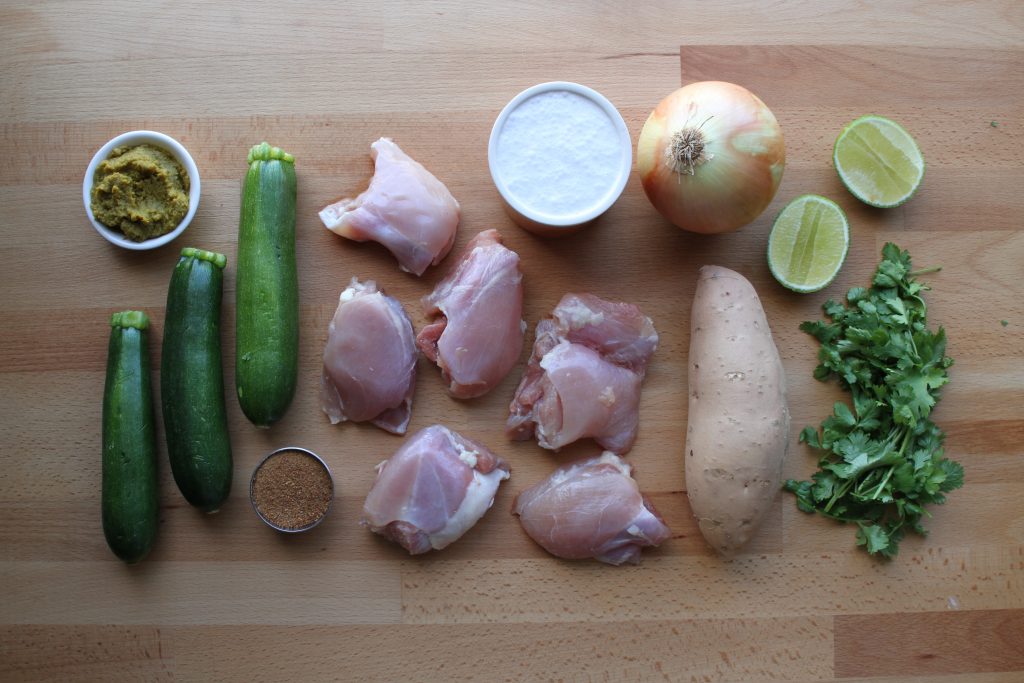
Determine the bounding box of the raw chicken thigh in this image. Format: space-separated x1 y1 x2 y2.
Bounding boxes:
514 452 671 565
320 278 417 435
319 138 460 276
418 229 525 399
507 293 658 453
362 425 511 554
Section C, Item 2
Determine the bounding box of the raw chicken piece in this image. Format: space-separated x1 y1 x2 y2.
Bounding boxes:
320 278 417 435
418 229 525 399
319 138 460 276
551 294 659 373
527 340 642 453
514 452 671 565
362 425 511 554
507 293 658 453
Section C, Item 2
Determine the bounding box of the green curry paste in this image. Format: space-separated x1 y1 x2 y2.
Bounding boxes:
91 144 190 242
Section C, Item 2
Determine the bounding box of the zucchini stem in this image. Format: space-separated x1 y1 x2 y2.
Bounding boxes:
247 142 295 165
181 247 227 269
110 310 150 330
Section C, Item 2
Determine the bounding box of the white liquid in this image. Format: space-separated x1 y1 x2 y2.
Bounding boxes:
494 90 625 219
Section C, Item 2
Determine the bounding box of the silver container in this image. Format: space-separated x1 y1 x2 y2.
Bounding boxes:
249 446 334 533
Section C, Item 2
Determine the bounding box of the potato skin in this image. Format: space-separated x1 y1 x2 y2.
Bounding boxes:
684 265 790 557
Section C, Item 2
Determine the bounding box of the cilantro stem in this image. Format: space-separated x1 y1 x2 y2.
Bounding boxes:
899 426 913 454
825 478 855 513
908 266 942 277
871 465 894 499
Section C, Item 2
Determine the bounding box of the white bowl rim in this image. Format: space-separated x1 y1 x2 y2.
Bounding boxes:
83 130 201 251
487 81 632 228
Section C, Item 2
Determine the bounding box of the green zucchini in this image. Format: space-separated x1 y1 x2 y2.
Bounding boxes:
102 310 159 563
161 247 232 512
235 142 298 427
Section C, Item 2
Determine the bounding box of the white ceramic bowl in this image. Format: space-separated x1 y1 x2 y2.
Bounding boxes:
83 130 201 250
488 81 632 236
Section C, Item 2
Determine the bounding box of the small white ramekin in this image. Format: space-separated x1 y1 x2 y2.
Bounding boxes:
83 130 201 250
488 81 632 237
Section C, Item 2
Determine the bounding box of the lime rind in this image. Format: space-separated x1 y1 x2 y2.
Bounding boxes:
768 194 850 294
833 115 925 208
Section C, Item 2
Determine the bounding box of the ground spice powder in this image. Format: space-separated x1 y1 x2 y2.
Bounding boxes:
252 450 333 530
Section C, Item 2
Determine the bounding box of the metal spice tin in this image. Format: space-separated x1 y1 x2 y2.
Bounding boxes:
249 446 335 533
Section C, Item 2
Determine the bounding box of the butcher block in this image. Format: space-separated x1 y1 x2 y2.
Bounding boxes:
1 2 1022 681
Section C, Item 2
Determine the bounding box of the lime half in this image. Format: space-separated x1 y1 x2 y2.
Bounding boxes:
768 194 850 293
833 115 924 208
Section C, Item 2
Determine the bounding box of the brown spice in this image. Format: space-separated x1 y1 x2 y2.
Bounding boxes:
252 450 333 530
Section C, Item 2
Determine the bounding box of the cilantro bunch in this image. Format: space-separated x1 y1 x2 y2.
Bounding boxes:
784 243 963 558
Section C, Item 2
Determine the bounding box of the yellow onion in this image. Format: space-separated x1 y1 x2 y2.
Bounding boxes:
637 81 785 234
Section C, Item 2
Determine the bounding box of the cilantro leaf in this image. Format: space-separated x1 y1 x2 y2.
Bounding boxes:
938 459 965 492
785 244 962 560
856 523 893 556
799 426 822 449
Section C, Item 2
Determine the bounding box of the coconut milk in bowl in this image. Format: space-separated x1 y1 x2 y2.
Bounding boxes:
488 82 632 236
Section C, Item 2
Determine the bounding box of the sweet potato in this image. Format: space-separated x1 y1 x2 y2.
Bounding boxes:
684 265 790 557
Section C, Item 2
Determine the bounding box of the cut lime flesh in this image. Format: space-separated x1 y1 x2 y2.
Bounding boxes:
834 115 924 208
768 194 850 293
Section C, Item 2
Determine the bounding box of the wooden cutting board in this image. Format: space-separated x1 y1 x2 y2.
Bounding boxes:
2 4 1023 680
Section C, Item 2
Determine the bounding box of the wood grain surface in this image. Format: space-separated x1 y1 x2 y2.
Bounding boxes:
2 2 1023 681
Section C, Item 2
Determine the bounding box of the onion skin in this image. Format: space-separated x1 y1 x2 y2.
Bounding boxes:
637 81 785 234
